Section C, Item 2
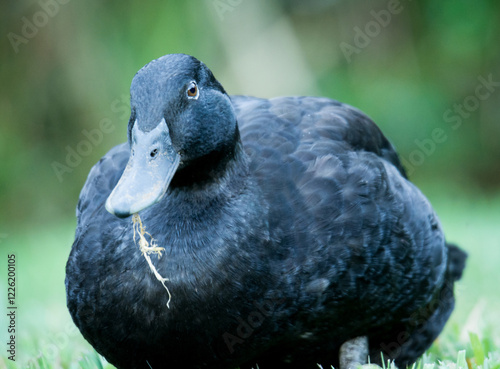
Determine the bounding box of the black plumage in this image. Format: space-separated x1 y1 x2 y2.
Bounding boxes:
66 54 466 369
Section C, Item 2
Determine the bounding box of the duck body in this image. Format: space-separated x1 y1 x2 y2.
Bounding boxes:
66 54 466 369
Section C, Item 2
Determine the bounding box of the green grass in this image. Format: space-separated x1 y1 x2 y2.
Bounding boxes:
1 185 499 369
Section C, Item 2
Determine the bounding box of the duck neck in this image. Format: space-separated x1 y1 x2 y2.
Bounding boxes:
150 126 268 255
169 128 247 189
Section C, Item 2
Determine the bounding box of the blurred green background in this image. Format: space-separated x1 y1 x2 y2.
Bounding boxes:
0 0 499 367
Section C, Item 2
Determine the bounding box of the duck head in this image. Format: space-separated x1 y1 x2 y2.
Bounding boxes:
105 54 237 218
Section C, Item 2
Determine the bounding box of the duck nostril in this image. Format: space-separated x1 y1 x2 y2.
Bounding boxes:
150 149 159 158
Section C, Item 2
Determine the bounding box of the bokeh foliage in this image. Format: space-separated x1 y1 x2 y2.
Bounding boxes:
1 0 499 227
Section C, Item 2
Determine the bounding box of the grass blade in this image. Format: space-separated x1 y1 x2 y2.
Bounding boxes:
469 332 485 366
456 350 467 369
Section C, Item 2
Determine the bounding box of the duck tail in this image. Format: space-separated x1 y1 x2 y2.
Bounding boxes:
380 242 467 367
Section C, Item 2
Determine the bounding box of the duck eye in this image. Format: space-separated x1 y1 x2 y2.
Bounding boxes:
186 82 198 99
150 148 158 158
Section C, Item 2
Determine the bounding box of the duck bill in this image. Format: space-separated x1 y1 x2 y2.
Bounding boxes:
105 119 180 218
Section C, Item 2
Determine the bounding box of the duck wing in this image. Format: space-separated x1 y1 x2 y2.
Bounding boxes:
232 95 449 361
75 143 129 230
232 95 407 178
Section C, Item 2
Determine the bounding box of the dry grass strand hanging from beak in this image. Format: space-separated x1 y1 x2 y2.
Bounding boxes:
132 213 172 308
